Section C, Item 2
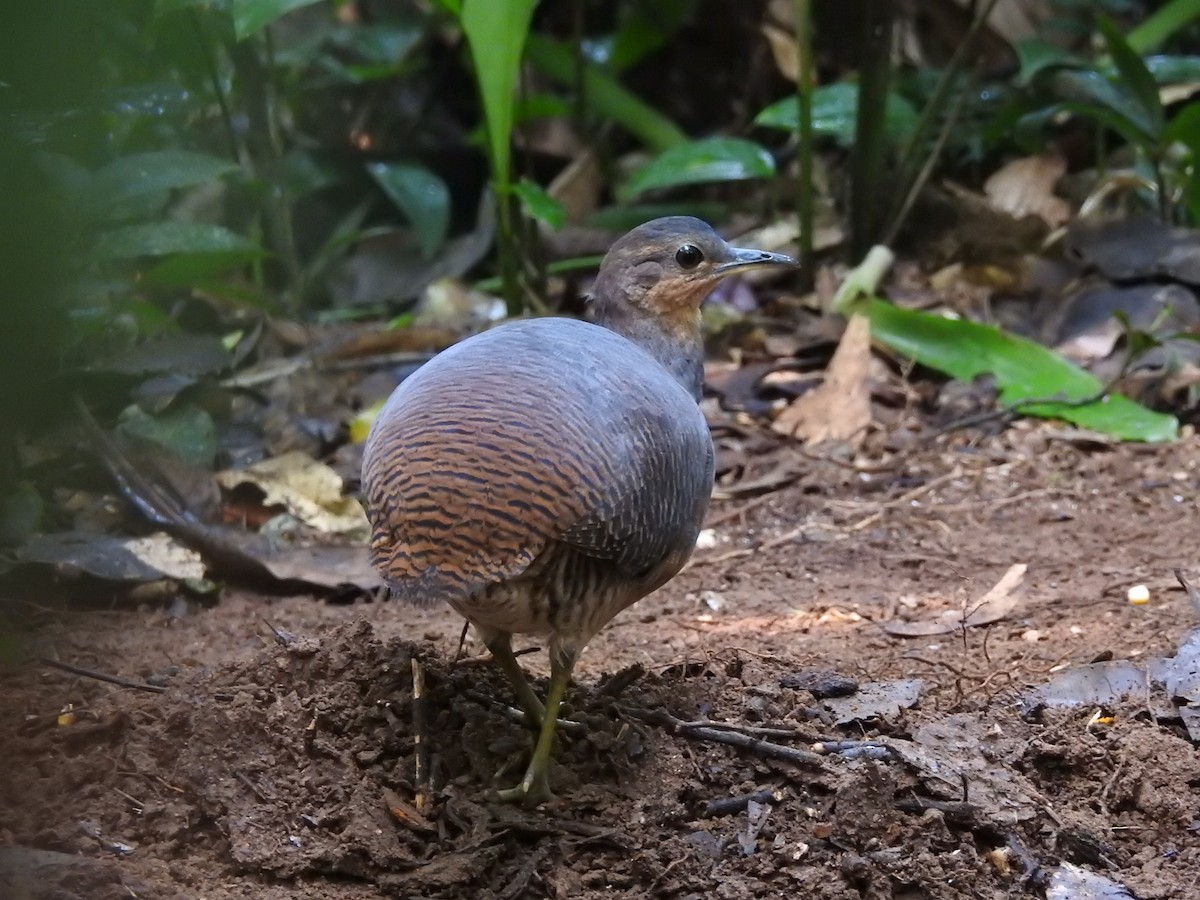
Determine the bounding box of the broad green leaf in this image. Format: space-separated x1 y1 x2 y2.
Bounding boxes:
1049 70 1158 141
1164 103 1200 151
1143 55 1200 85
94 222 259 259
461 0 538 182
1013 39 1087 85
1020 100 1154 151
92 151 239 206
367 161 450 258
1127 0 1200 54
513 179 565 229
117 403 218 468
525 34 686 152
140 249 267 286
1096 15 1164 138
607 0 695 72
621 137 775 200
861 299 1178 442
232 0 324 40
754 83 919 148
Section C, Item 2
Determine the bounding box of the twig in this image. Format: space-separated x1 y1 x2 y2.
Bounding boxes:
702 787 785 819
812 740 892 761
619 706 825 767
37 657 167 694
411 658 430 810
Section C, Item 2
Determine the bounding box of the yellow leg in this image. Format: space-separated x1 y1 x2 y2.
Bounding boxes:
496 649 576 807
482 631 545 729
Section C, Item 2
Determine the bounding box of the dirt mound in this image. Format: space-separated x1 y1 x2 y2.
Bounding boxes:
5 614 1199 899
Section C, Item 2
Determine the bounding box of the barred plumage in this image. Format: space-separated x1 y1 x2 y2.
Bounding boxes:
361 217 796 805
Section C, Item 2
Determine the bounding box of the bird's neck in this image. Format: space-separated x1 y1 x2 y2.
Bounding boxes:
593 303 704 402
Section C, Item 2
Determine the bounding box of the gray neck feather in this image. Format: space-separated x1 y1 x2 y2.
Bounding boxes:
591 301 704 402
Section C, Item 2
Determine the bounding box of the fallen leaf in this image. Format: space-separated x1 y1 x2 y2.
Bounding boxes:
18 531 205 583
883 563 1027 637
984 152 1070 227
819 678 922 725
1048 862 1134 900
772 312 872 446
215 452 369 537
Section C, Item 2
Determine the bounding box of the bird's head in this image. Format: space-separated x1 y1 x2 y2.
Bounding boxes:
589 216 797 337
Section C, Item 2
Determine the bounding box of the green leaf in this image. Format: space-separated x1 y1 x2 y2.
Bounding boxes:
1127 0 1200 54
525 34 687 152
367 161 450 258
1022 99 1155 150
93 222 260 259
232 0 324 40
1143 55 1200 85
117 403 218 468
860 299 1178 442
513 179 565 229
460 0 538 183
1096 15 1164 138
140 249 267 286
1164 103 1200 151
754 83 919 148
621 137 775 200
606 0 694 72
1050 69 1158 141
1013 39 1088 85
92 151 239 206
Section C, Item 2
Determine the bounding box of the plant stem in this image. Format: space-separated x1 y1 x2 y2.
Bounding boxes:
228 34 301 314
849 0 895 257
793 0 815 291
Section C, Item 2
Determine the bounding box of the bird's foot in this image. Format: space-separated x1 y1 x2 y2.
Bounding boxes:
496 768 555 808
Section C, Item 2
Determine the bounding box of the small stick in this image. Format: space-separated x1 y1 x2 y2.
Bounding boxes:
411 658 430 810
812 740 892 760
37 657 167 694
701 788 784 819
620 706 825 766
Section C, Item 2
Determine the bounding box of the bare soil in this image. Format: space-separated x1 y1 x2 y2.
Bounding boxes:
3 425 1199 899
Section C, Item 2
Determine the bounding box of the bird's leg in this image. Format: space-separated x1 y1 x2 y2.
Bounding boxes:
496 645 577 807
481 630 545 729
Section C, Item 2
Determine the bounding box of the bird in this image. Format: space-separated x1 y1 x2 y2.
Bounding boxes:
361 217 796 805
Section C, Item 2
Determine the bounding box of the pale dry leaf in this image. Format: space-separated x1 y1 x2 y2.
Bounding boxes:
761 22 799 83
772 312 872 447
548 147 603 225
216 451 369 537
882 563 1027 637
984 153 1070 227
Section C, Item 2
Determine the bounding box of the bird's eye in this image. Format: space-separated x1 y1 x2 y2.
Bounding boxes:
675 244 704 269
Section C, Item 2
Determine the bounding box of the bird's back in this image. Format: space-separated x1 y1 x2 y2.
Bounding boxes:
362 317 714 615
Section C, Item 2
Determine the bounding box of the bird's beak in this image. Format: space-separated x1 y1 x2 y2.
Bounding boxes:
713 246 798 276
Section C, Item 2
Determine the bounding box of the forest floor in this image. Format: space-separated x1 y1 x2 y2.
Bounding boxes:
3 423 1199 899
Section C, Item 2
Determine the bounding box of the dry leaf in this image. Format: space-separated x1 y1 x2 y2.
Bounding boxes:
216 451 369 537
772 312 872 446
984 153 1070 227
883 563 1027 637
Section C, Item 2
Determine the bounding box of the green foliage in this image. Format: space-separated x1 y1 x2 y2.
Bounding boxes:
858 300 1179 443
620 138 776 200
1014 15 1200 221
367 162 451 258
754 83 919 149
460 0 538 192
525 35 687 152
513 179 565 230
232 0 325 40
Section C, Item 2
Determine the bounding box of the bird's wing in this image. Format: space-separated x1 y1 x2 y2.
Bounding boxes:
558 404 714 578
